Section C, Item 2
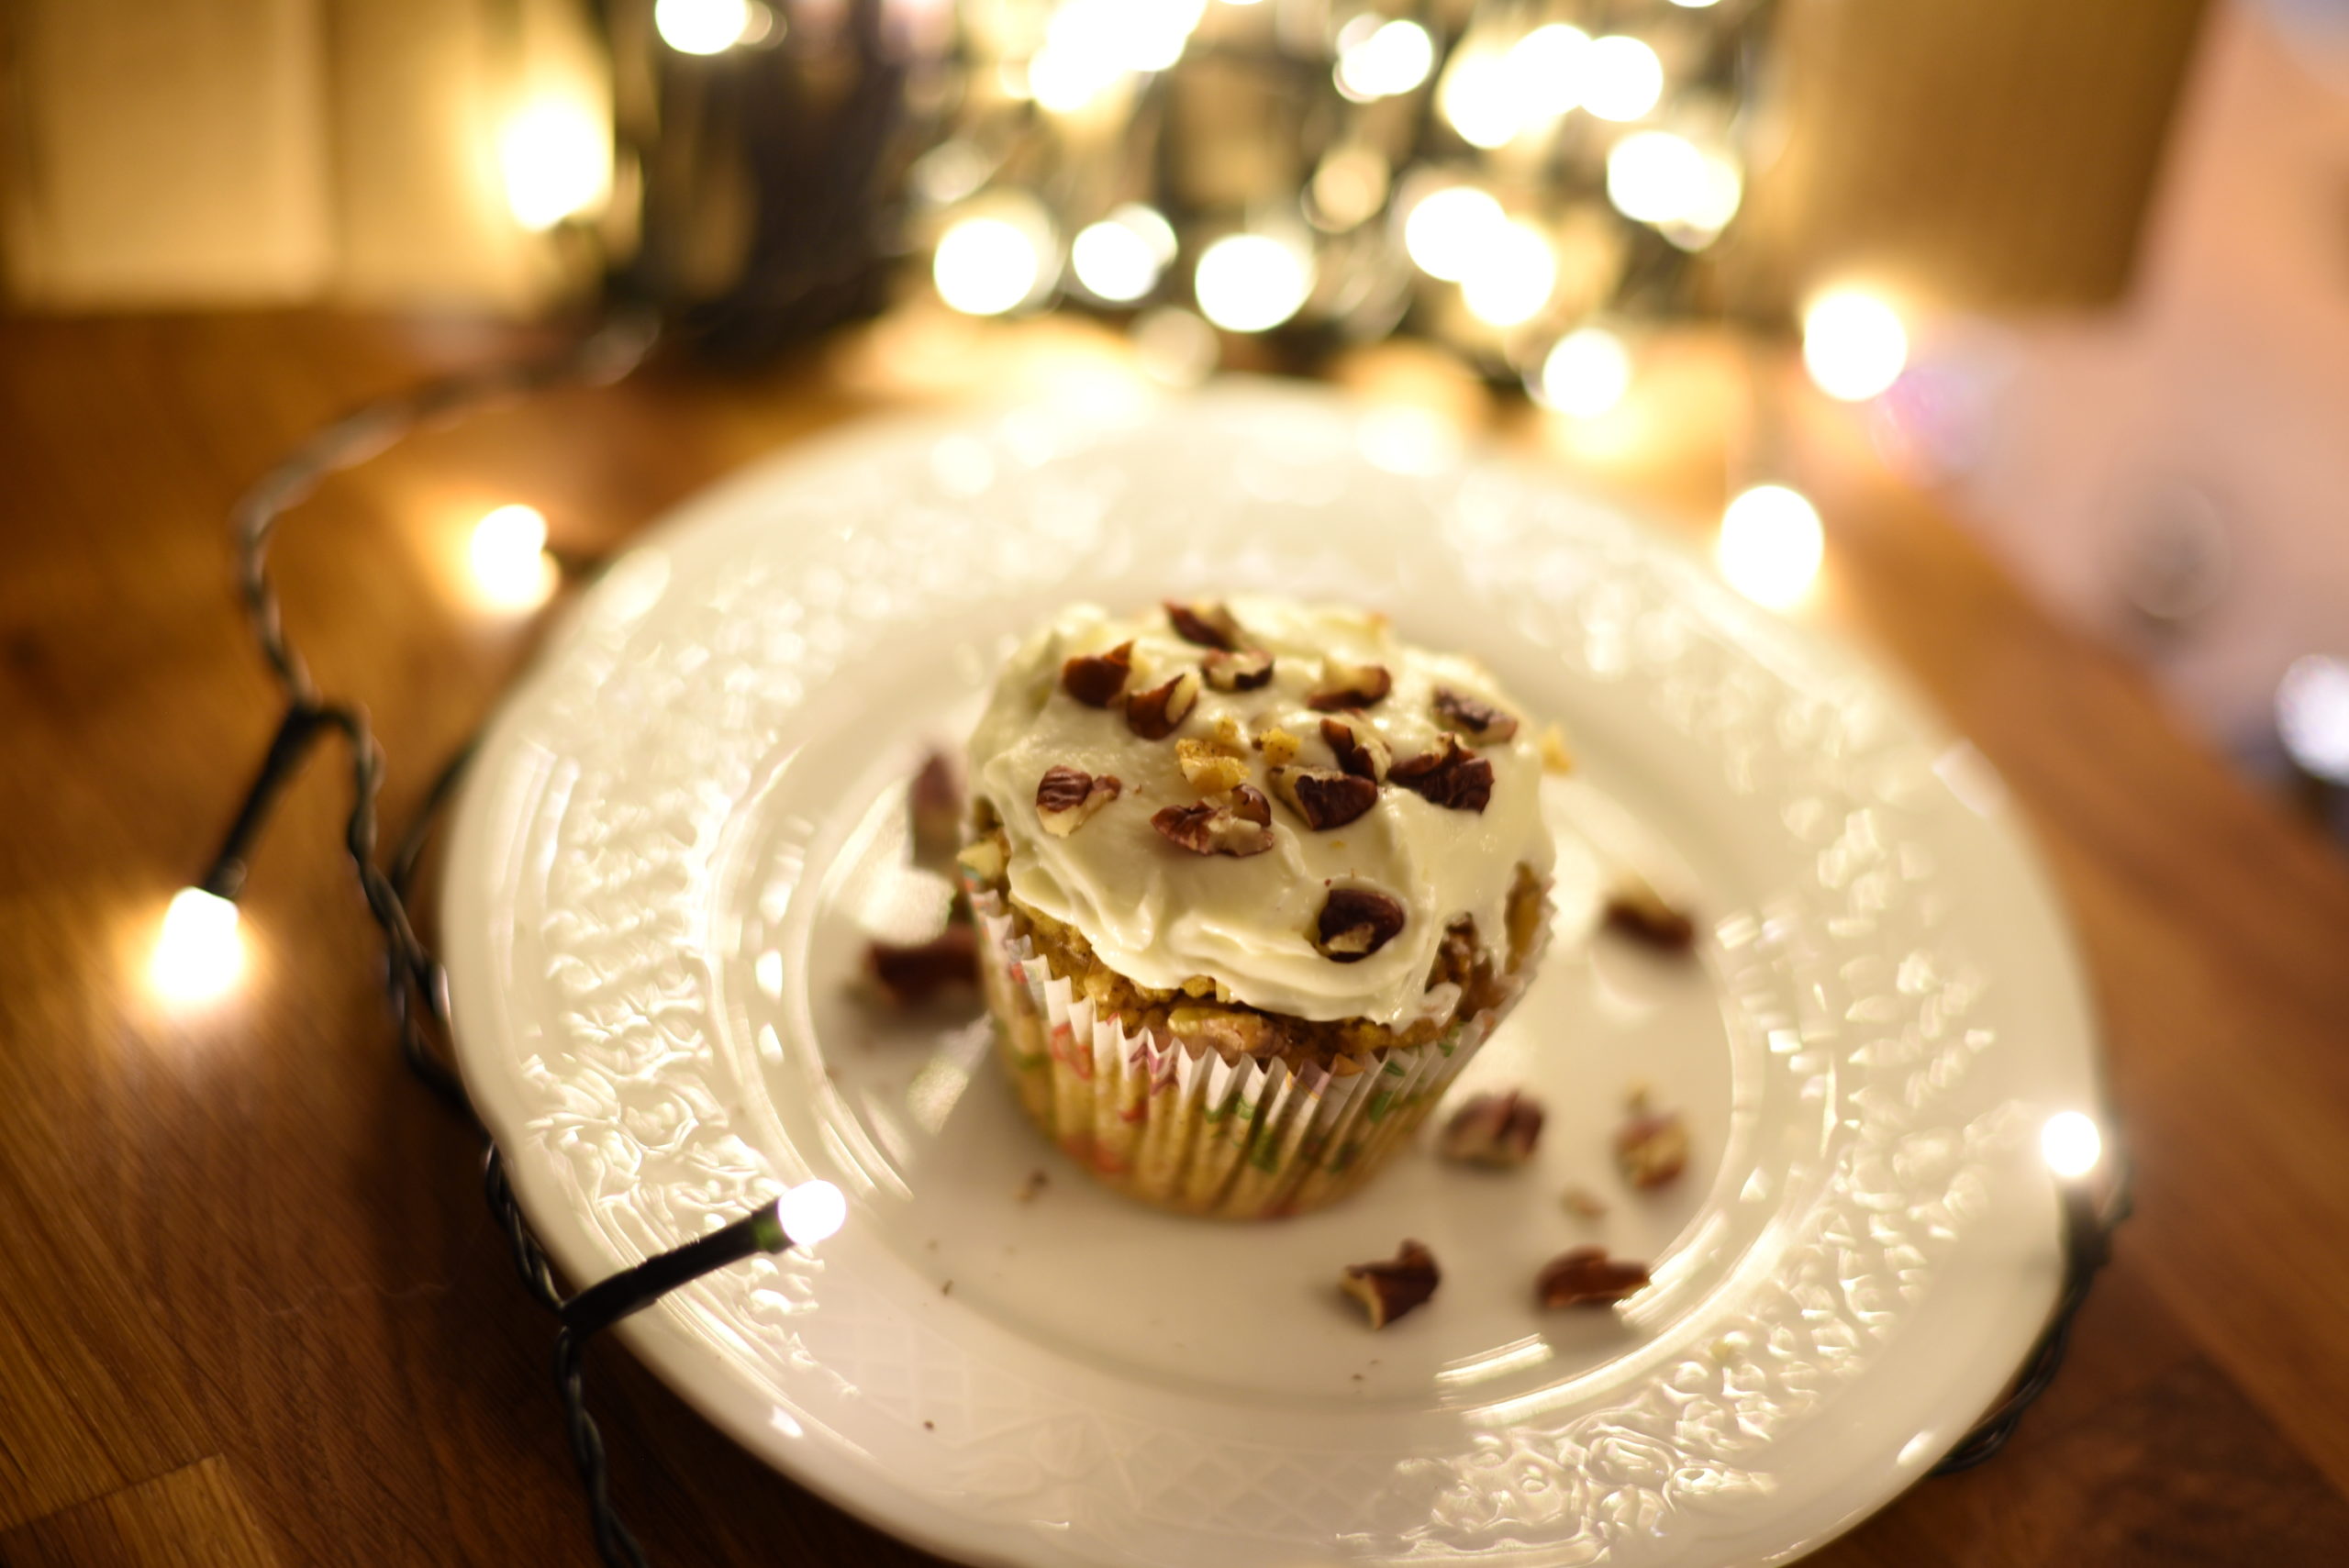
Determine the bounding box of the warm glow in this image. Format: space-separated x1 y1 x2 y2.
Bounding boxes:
470 505 556 610
933 216 1041 316
1308 146 1390 231
1402 186 1505 283
499 99 611 232
1193 234 1311 332
1031 0 1202 106
1803 290 1909 401
779 1179 848 1245
1131 306 1219 386
150 888 244 1005
1666 151 1743 246
2041 1112 2103 1180
1461 220 1556 327
1438 48 1520 150
1335 18 1435 101
1581 36 1664 122
2277 654 2349 784
654 0 751 53
1538 327 1632 417
1072 221 1160 303
1508 24 1592 119
1606 130 1706 224
1716 484 1824 610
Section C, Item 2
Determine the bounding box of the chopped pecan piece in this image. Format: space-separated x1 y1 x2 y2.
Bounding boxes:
1175 738 1251 794
1340 1240 1441 1329
1035 765 1122 837
1253 725 1302 767
1436 1091 1545 1168
1061 640 1133 707
1432 686 1520 744
1539 722 1575 775
863 924 979 1008
1150 784 1275 857
1560 1186 1609 1219
1389 734 1494 813
907 751 963 867
1535 1247 1651 1308
1124 669 1202 740
1268 766 1378 830
1613 1099 1690 1189
1165 599 1244 651
1307 658 1393 711
1314 885 1408 962
1201 647 1275 691
955 836 1006 886
1602 870 1695 951
1319 716 1392 782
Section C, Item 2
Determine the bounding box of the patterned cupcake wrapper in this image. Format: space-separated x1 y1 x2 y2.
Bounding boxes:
965 883 1549 1219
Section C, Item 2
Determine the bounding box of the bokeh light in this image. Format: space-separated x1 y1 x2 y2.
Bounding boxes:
1507 24 1592 119
499 99 611 232
470 504 557 610
779 1179 848 1245
655 0 751 54
933 216 1042 315
1716 484 1824 609
1335 18 1435 101
1537 327 1632 417
1581 36 1664 122
1071 214 1164 303
1194 235 1312 332
2041 1112 2104 1180
1606 130 1706 224
2277 654 2349 784
1402 186 1506 283
1461 220 1556 327
1439 47 1520 150
1803 290 1909 401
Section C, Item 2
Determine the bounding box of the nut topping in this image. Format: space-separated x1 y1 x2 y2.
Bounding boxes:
1436 1091 1545 1168
1389 733 1494 813
1034 765 1122 837
1534 1247 1651 1308
1061 640 1133 707
1307 658 1393 711
1124 669 1202 740
1268 765 1377 830
1314 885 1408 962
1165 599 1244 651
1175 737 1252 794
1339 1240 1441 1329
1319 716 1391 782
1432 686 1520 744
1201 647 1275 691
1253 725 1302 767
1613 1095 1690 1189
862 924 979 1008
1602 872 1697 952
1151 784 1275 857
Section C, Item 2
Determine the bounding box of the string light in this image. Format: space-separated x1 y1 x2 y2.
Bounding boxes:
1461 220 1556 327
499 99 611 232
1536 327 1632 417
1606 130 1707 225
654 0 751 53
1716 484 1824 609
1071 205 1175 303
469 504 558 610
933 215 1043 316
1507 24 1592 119
2041 1112 2104 1180
1661 150 1743 250
150 887 244 1005
1581 37 1664 122
1803 290 1909 401
1438 46 1520 150
778 1179 849 1245
1335 18 1435 101
2277 654 2349 784
1402 186 1505 283
1193 234 1312 332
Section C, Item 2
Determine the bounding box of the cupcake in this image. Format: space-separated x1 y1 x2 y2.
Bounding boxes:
958 595 1555 1218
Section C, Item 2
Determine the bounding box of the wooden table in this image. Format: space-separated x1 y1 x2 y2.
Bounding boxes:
4 311 2346 1566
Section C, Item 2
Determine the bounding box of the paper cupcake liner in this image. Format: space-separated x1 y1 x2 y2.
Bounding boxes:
964 881 1549 1219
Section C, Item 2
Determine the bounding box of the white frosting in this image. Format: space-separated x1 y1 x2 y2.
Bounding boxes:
967 596 1556 1026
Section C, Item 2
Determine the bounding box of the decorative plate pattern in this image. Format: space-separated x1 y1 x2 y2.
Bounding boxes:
444 385 2100 1568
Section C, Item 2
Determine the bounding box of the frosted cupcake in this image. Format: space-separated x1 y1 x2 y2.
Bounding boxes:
958 595 1555 1218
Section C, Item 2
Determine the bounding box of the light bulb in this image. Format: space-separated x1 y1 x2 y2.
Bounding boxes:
2277 655 2349 784
1716 484 1824 610
2041 1112 2103 1180
1538 328 1632 418
1508 24 1591 119
654 0 751 54
1194 235 1311 333
150 888 244 1005
1581 37 1663 122
1607 130 1706 224
499 100 611 232
470 505 557 610
1439 48 1520 150
1335 18 1434 101
1803 290 1909 402
1461 220 1556 327
933 217 1041 316
1402 186 1505 283
779 1179 848 1245
1072 223 1159 303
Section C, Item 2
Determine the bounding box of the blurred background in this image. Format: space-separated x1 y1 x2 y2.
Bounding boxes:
5 0 2345 835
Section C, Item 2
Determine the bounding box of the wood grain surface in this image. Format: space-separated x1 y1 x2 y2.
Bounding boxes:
3 311 2347 1567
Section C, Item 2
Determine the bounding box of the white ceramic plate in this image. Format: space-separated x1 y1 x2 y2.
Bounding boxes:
444 384 2101 1568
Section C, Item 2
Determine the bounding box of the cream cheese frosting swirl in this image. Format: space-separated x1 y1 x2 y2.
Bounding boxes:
966 596 1556 1026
